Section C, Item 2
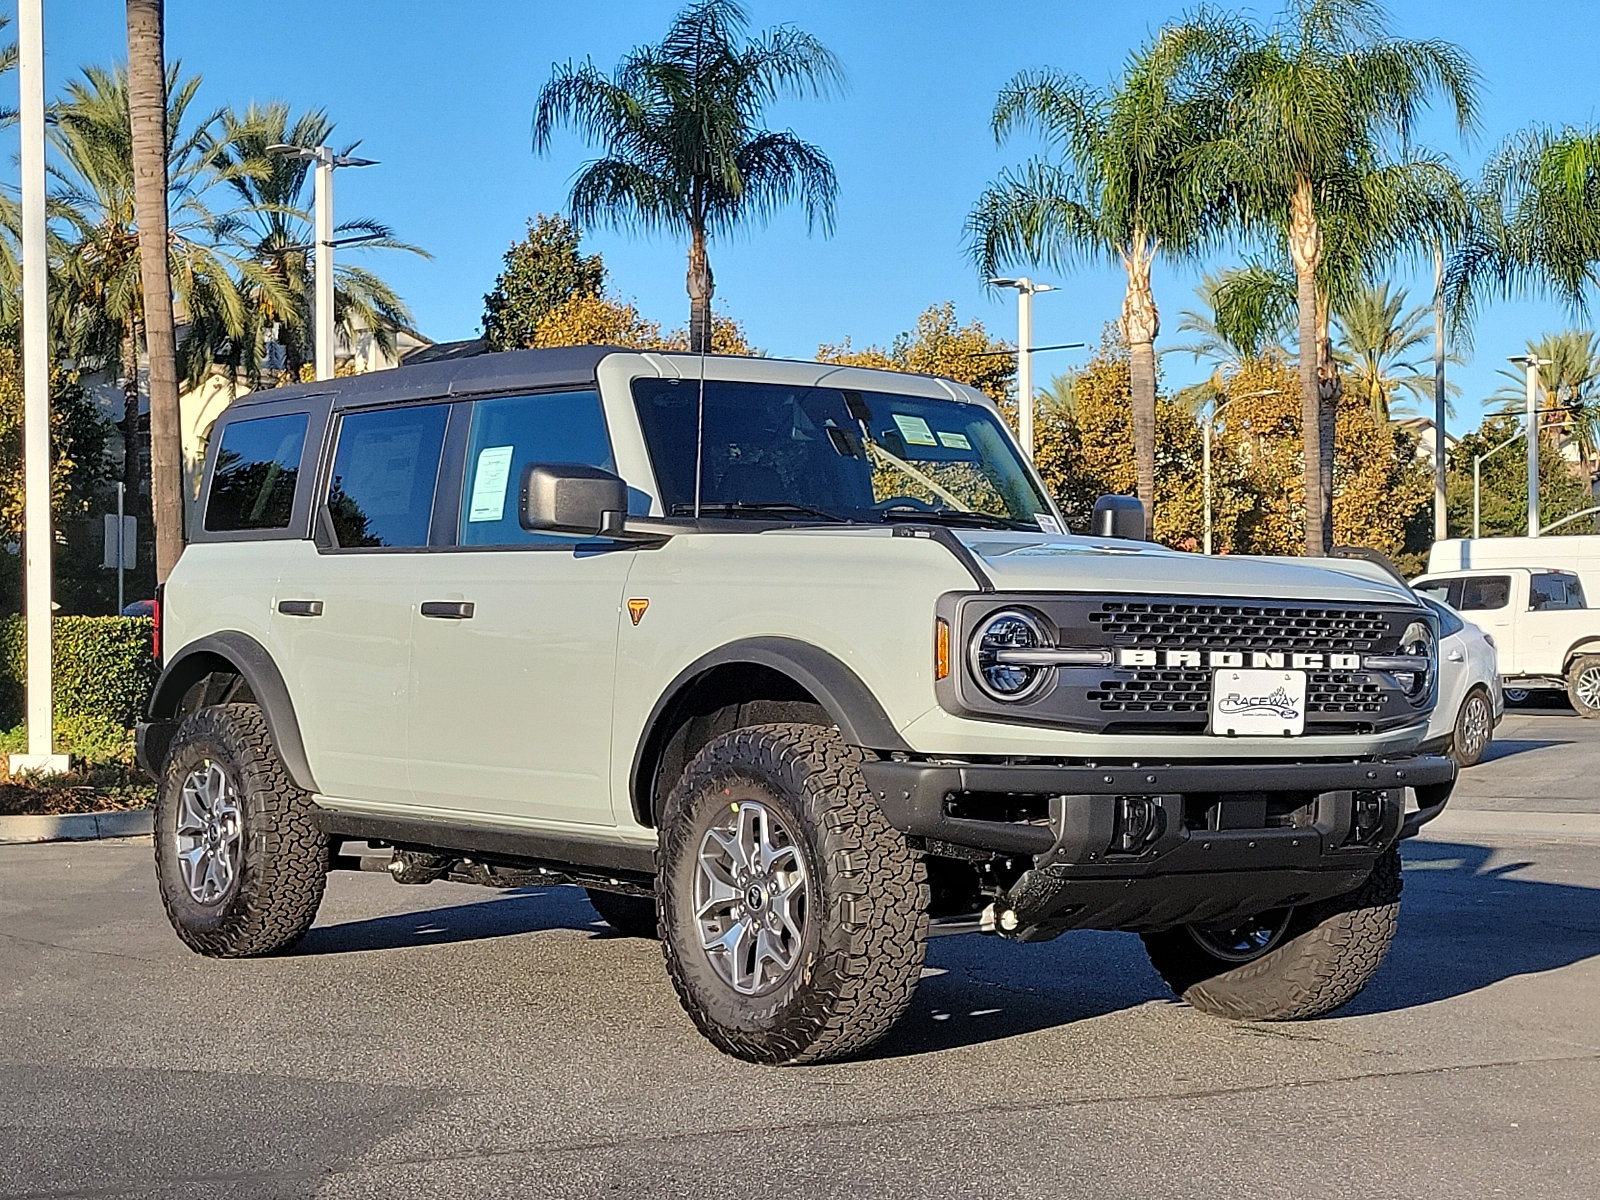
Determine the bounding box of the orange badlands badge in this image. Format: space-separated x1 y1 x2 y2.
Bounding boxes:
627 598 650 626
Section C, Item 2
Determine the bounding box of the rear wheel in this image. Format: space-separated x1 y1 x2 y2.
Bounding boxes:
586 887 659 938
1450 688 1494 767
153 704 329 957
1141 848 1402 1021
1503 687 1531 706
656 723 928 1065
1567 655 1600 718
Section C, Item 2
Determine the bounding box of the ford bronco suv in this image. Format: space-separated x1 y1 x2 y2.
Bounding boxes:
139 346 1455 1064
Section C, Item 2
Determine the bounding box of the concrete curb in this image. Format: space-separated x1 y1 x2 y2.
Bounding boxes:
0 809 153 845
1419 808 1600 842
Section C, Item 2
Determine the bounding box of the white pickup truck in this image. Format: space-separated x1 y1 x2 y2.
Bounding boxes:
1411 567 1600 717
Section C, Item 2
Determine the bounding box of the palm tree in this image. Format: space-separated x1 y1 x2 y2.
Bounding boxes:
1206 0 1477 554
125 0 184 578
969 23 1238 533
1334 280 1455 420
207 102 426 384
50 64 247 496
533 0 841 353
1489 330 1600 477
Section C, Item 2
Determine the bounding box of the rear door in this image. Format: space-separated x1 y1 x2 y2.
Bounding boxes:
270 400 451 807
405 389 637 827
1453 574 1517 671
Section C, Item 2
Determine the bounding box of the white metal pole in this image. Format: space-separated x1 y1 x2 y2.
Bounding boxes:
1202 413 1213 556
1526 359 1541 538
314 148 335 381
1433 246 1448 541
1473 455 1481 540
17 0 56 770
116 481 125 615
1016 280 1034 459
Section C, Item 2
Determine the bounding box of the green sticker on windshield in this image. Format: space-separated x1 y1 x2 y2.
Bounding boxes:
891 413 938 446
936 431 972 450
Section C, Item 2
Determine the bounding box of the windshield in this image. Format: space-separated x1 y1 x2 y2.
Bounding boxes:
631 378 1056 528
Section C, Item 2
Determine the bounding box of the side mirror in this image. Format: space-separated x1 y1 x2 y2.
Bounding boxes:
1091 494 1146 540
520 463 628 537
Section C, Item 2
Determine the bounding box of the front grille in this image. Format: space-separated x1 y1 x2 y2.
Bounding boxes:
1089 668 1387 719
1307 671 1385 715
1090 601 1391 653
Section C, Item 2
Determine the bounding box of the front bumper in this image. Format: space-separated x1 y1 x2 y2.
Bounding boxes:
859 754 1456 939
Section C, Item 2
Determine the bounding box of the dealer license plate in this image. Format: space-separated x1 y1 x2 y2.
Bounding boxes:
1210 669 1307 737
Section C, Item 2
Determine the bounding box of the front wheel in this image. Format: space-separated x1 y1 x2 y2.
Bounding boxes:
1141 849 1402 1021
656 723 929 1065
1567 655 1600 718
1450 688 1494 767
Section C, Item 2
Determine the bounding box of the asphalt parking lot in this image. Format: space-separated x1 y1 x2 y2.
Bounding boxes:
2 704 1597 1200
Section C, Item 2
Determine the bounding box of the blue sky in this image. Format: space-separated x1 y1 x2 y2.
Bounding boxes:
27 0 1600 429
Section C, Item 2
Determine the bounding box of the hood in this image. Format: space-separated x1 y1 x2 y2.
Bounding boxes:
954 530 1420 606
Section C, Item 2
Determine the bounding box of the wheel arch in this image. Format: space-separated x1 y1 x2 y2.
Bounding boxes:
144 632 318 793
629 637 909 828
1562 637 1600 672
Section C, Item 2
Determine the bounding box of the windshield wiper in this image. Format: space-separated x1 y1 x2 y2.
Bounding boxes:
673 501 852 523
878 507 1034 531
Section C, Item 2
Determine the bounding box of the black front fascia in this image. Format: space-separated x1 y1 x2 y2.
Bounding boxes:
935 591 1436 736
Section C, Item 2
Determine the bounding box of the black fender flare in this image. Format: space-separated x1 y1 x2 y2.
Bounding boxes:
144 632 318 793
629 637 909 823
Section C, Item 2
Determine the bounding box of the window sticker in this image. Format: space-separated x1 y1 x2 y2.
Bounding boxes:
891 413 938 446
467 445 515 522
1034 513 1063 535
936 430 973 450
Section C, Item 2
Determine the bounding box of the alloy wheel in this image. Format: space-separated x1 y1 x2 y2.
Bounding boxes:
174 760 243 906
694 800 810 996
1577 665 1600 712
1187 908 1294 963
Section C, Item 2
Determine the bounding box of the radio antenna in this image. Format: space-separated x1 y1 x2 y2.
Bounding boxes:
692 340 707 519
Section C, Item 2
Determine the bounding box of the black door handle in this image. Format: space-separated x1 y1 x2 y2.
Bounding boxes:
420 601 475 620
277 600 324 617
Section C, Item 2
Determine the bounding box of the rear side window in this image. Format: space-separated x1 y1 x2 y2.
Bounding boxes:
325 404 450 548
1412 579 1459 607
204 413 308 532
1457 575 1511 611
458 390 614 545
1529 572 1586 610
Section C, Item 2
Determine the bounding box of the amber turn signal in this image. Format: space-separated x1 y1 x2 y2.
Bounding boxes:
935 617 950 680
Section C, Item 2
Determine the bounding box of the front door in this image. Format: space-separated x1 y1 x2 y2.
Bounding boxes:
406 389 635 827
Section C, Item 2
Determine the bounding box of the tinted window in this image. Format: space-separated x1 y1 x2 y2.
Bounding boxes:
459 390 613 545
204 413 308 532
1457 575 1510 611
1412 579 1457 606
1529 572 1586 610
326 404 449 548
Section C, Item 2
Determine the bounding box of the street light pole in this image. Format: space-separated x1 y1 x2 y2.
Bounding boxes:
1470 412 1572 538
267 143 378 381
11 0 65 775
1509 353 1552 538
988 277 1055 458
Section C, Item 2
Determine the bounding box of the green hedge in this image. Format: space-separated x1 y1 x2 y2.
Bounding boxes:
0 615 158 730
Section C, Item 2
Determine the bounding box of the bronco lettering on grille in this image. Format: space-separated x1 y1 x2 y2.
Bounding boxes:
1117 648 1363 670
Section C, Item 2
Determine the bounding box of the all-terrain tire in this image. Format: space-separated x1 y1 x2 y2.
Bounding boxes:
586 887 659 938
1141 848 1403 1021
153 704 330 957
1566 655 1600 718
657 723 929 1065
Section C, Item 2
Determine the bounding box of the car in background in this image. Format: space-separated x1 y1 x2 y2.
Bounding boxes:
1418 595 1502 767
121 599 155 618
1411 567 1600 718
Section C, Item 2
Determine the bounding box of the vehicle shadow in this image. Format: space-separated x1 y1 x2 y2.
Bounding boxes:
296 885 618 955
1479 737 1573 764
867 838 1600 1059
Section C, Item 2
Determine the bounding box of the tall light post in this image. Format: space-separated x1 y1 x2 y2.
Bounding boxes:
10 0 66 774
266 144 378 380
989 277 1056 458
1472 412 1573 538
1201 389 1274 555
1508 353 1552 537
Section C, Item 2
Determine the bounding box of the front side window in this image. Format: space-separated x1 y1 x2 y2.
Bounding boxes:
205 412 309 532
631 379 1053 528
325 404 450 548
1457 575 1511 611
458 390 614 545
1529 571 1586 610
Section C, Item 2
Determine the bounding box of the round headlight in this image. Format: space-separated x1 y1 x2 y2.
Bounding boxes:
970 609 1050 701
1396 618 1436 700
